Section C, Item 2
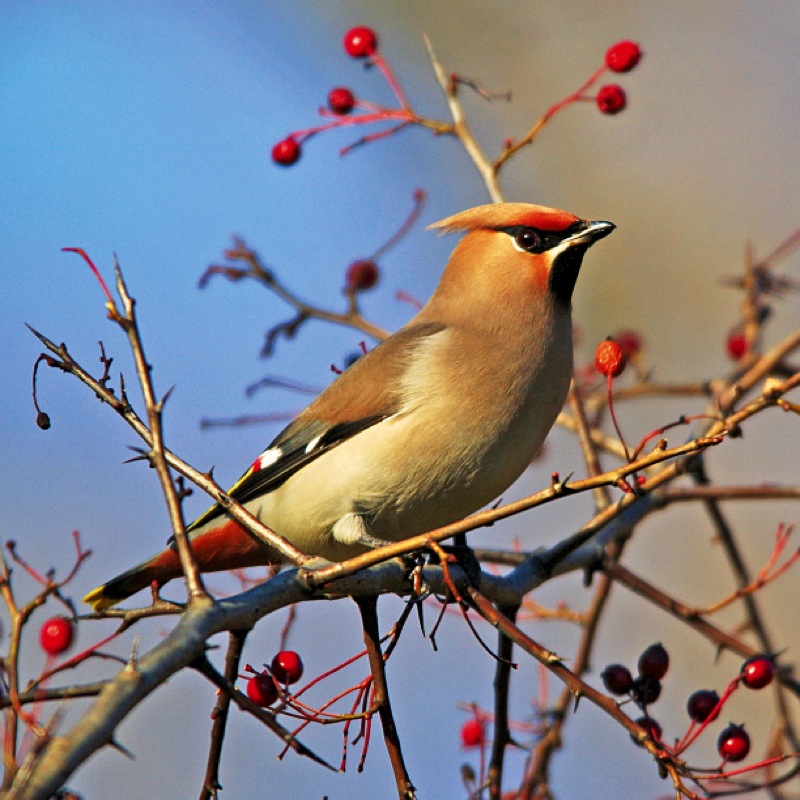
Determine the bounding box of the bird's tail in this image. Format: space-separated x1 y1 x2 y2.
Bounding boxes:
83 518 278 611
83 554 170 612
83 549 181 611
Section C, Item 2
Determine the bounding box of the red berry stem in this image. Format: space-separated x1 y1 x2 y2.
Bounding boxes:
368 50 412 110
366 189 425 262
674 676 740 755
494 63 605 170
61 248 117 311
606 372 632 463
339 120 412 156
37 629 119 685
5 540 49 585
631 412 718 460
758 522 798 584
696 750 800 781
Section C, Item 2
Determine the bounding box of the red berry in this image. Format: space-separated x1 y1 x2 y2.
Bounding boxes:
271 137 301 166
39 616 74 655
345 259 380 292
638 642 669 681
726 330 748 360
328 87 356 115
271 650 304 684
605 41 642 73
717 723 750 762
741 655 775 689
687 689 720 723
614 329 644 359
343 26 377 58
595 338 627 378
596 84 627 115
460 718 485 748
601 664 634 695
246 672 278 706
632 675 662 706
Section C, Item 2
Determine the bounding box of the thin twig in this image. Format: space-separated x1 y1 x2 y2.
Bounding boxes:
355 596 416 800
199 630 249 800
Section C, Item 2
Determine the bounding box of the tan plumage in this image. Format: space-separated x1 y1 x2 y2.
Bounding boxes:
84 203 614 610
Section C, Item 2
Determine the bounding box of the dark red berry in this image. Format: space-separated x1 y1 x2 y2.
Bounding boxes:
460 718 485 748
271 137 301 166
246 672 278 706
39 616 74 655
596 84 627 115
605 41 642 73
343 26 377 58
601 664 634 695
638 643 670 681
632 675 662 706
614 329 643 359
687 689 721 723
271 650 304 684
717 723 750 762
726 330 748 360
328 87 356 115
741 655 775 690
595 338 627 378
345 259 380 292
635 715 662 741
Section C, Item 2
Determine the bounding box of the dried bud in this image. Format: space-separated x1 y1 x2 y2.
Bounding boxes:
345 259 380 292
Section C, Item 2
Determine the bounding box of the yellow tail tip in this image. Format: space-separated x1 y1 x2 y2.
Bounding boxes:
83 585 119 612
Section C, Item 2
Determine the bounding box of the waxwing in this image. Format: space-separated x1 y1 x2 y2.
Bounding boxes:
85 202 614 610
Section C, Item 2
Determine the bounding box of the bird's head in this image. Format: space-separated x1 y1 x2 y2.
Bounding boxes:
428 203 614 311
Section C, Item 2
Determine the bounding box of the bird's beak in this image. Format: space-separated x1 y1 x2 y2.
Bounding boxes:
565 220 616 247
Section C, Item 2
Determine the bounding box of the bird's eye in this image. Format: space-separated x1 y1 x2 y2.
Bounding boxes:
514 229 541 252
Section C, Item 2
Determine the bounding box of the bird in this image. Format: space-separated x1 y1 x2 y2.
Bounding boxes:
84 202 614 611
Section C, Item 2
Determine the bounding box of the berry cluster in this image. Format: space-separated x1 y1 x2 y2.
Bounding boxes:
596 40 641 114
601 646 778 768
271 30 642 167
243 649 304 707
602 642 668 741
271 26 383 166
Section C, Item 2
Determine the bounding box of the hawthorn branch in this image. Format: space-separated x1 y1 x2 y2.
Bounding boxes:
424 34 504 203
486 603 520 800
355 596 416 800
200 238 389 357
111 258 207 607
27 325 310 569
198 630 248 800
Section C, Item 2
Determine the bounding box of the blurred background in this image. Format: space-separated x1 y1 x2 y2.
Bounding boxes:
2 2 799 797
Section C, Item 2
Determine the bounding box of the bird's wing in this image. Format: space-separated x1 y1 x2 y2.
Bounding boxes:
186 322 446 534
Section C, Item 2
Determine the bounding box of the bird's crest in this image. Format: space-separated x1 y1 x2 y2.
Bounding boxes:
429 203 580 234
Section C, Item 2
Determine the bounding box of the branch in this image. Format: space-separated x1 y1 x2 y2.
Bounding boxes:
111 258 207 607
27 325 310 568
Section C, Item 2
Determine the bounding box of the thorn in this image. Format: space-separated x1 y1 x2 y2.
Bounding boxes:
109 737 136 760
126 636 141 673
